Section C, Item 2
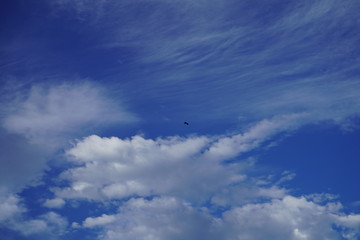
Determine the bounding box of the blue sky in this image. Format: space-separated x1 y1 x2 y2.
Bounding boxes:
1 0 360 239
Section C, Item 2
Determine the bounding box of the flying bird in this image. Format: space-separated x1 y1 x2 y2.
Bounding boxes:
184 122 189 125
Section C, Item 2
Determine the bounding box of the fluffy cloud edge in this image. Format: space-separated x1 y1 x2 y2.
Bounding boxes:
43 198 66 209
77 195 360 240
2 81 137 146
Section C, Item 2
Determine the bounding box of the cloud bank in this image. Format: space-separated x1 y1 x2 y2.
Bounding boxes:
79 195 360 240
53 115 360 239
55 114 303 202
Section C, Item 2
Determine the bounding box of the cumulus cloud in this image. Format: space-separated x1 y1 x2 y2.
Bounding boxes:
79 195 360 240
11 211 68 237
53 114 310 203
55 116 298 201
85 197 216 240
52 113 360 239
0 194 68 239
43 198 66 209
56 134 229 201
219 195 359 240
83 214 117 228
0 194 24 222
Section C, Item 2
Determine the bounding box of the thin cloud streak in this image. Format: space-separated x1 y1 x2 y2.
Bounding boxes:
50 0 360 123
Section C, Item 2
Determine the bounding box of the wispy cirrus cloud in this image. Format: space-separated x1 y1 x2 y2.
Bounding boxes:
47 0 360 124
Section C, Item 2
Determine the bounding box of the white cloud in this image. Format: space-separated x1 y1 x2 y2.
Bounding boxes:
54 114 306 203
71 222 81 228
12 211 68 237
2 1 359 239
276 171 297 185
0 193 68 238
219 196 345 240
52 114 360 239
43 0 360 126
43 198 66 209
2 82 136 146
85 197 216 240
57 134 235 201
0 81 137 205
15 219 48 235
41 212 68 235
204 114 305 161
0 194 24 222
86 1 360 123
79 195 360 240
305 193 339 204
83 214 116 228
0 81 133 238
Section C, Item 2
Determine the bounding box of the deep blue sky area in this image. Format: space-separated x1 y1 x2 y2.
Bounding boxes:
262 124 360 205
1 0 360 239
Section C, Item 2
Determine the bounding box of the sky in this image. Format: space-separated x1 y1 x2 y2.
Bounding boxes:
1 0 360 239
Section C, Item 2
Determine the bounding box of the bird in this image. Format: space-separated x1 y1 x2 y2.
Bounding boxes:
183 121 189 125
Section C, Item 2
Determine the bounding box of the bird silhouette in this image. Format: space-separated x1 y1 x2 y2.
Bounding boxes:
184 122 189 125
